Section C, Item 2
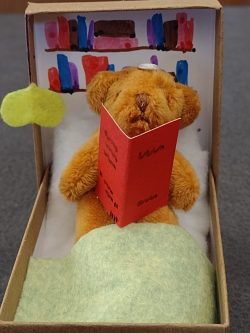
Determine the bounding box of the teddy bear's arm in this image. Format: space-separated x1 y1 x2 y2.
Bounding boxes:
59 130 99 201
168 151 200 210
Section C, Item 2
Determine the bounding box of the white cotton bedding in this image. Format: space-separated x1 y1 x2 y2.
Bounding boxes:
33 102 211 258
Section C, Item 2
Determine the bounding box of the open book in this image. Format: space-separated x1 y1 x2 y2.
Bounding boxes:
96 105 180 227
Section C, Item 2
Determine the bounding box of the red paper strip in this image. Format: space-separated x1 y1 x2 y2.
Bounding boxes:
44 21 58 49
82 55 109 85
58 16 70 50
48 67 61 92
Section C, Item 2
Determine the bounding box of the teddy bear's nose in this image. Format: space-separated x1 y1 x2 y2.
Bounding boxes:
136 93 149 113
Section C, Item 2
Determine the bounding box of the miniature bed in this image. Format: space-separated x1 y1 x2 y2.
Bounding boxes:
14 95 214 323
0 1 229 333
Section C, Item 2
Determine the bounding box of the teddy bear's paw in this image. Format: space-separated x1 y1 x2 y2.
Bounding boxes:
59 179 84 201
59 173 96 201
169 181 200 211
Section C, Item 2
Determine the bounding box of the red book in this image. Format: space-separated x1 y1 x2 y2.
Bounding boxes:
82 55 109 85
96 105 180 227
57 16 70 50
48 67 61 92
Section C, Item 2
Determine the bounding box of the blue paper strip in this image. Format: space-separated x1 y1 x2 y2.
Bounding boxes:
57 54 73 92
152 14 164 50
77 16 87 50
176 60 188 85
108 64 115 71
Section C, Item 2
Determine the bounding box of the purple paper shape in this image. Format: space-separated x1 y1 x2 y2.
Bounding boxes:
87 20 94 50
69 62 79 90
147 19 155 47
150 55 158 65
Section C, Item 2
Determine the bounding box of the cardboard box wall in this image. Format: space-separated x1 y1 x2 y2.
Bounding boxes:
0 1 229 332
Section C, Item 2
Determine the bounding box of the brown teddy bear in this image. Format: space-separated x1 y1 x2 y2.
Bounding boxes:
60 67 201 240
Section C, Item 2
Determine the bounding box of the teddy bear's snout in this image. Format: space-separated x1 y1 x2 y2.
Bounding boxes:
135 93 149 113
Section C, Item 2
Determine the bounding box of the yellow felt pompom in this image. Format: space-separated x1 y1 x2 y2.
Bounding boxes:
0 83 65 127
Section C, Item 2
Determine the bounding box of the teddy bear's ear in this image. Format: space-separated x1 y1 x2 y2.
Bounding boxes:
87 71 120 113
176 83 201 128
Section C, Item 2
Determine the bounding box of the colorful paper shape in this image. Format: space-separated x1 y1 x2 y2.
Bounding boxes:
185 18 194 51
94 20 135 37
147 19 155 47
57 54 73 92
108 64 115 71
176 13 194 52
69 62 79 90
87 20 94 50
150 55 158 65
0 83 65 128
164 20 178 50
44 21 58 49
152 14 165 49
93 36 138 50
69 19 78 50
176 60 188 85
82 55 109 85
58 16 70 49
77 16 88 50
48 67 61 92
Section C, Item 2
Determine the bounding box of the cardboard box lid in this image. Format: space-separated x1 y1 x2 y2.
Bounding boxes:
26 0 222 15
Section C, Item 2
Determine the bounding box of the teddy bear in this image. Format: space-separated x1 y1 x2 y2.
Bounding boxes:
59 66 201 240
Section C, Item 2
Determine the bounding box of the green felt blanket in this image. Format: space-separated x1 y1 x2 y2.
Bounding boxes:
15 224 216 324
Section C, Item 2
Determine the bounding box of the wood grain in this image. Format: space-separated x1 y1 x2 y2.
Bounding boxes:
0 0 250 13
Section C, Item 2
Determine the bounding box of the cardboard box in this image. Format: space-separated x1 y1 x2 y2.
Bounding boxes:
0 1 229 332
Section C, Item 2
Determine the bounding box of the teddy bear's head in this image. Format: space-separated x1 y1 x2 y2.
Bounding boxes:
87 67 200 137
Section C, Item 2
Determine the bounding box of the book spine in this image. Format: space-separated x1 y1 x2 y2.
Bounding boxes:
68 19 78 50
48 67 61 92
57 54 73 93
44 21 58 49
77 16 87 50
57 16 70 50
69 62 79 91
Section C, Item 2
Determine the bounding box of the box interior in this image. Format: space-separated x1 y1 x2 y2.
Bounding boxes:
0 170 229 330
32 5 217 258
